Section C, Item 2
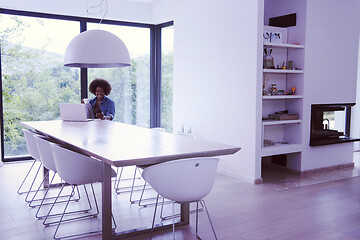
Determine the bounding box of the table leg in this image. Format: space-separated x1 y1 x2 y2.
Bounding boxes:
102 163 113 240
43 167 49 188
180 202 190 225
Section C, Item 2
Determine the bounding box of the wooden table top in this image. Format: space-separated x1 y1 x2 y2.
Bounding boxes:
22 120 241 167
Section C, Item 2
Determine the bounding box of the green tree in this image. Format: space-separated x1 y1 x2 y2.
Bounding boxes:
1 15 80 156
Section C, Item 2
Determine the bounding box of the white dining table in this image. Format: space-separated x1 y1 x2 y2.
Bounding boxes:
21 120 241 240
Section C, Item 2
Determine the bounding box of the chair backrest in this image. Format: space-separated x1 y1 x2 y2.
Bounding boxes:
22 129 41 161
142 158 219 203
34 135 57 172
50 144 103 185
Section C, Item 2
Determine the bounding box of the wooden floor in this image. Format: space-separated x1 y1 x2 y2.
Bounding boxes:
1 158 360 240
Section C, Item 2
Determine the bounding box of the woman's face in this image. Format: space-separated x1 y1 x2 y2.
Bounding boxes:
95 87 105 100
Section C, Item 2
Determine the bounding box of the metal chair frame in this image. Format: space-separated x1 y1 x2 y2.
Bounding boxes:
151 195 217 240
49 183 116 240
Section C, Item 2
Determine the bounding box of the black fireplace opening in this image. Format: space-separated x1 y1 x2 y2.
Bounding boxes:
310 103 360 146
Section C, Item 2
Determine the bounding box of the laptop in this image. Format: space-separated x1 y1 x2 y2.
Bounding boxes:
59 103 93 122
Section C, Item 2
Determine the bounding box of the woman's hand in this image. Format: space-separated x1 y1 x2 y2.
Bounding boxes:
95 112 104 120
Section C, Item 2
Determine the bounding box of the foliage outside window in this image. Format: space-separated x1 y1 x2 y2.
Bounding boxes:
0 15 80 157
0 12 174 160
160 25 174 132
87 23 150 126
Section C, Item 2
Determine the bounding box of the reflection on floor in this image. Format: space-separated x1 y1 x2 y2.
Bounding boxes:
262 151 360 191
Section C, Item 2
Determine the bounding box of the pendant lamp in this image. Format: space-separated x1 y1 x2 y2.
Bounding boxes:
64 29 131 68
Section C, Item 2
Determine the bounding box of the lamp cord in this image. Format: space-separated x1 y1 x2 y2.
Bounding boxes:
86 0 108 27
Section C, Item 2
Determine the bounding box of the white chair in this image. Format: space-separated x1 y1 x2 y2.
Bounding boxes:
33 135 84 220
115 127 165 207
142 157 219 240
23 130 80 210
20 129 45 203
132 127 166 207
48 143 116 240
113 124 152 195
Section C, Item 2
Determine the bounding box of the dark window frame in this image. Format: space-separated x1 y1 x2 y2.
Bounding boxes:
0 8 173 162
152 21 174 128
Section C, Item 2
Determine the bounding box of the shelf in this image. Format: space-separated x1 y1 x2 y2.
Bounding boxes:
263 69 304 74
263 95 303 100
264 42 304 49
262 119 302 126
261 143 302 157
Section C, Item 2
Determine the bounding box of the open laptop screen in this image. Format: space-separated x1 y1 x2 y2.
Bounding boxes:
59 103 93 122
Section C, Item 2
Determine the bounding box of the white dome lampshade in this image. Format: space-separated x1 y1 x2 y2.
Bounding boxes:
64 29 131 68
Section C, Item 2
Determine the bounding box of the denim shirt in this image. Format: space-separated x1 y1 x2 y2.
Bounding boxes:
89 96 115 120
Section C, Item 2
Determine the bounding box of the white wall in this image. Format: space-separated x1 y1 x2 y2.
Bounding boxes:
154 0 262 182
351 35 360 151
0 0 152 23
302 0 360 171
152 0 174 24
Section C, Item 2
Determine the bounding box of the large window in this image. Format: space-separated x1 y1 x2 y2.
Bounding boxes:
87 23 150 126
160 25 174 132
0 14 80 157
0 9 173 161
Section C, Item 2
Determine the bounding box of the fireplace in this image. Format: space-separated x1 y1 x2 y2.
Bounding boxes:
310 103 360 146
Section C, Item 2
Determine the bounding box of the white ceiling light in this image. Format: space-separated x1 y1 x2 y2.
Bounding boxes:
64 29 131 68
64 0 131 68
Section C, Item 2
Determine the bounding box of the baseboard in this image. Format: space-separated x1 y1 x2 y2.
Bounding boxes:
254 178 263 184
262 163 301 175
301 162 354 175
217 168 258 184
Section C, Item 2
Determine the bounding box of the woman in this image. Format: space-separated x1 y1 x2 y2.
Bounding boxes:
88 78 115 120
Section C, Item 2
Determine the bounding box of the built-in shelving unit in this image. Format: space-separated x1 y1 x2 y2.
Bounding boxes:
261 25 304 158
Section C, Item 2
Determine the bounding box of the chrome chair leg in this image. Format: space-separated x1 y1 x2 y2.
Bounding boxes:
53 185 75 240
53 183 116 239
172 201 175 240
196 201 200 239
29 169 53 208
160 197 165 218
17 159 37 194
201 200 218 240
115 167 144 194
34 172 57 217
24 163 43 202
150 194 160 240
138 182 147 206
30 171 81 212
160 201 204 221
114 167 123 190
43 184 91 226
129 167 139 203
35 184 81 219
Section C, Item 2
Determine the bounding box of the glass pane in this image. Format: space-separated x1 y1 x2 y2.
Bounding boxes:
0 14 80 158
323 111 345 133
160 26 174 132
87 23 150 126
